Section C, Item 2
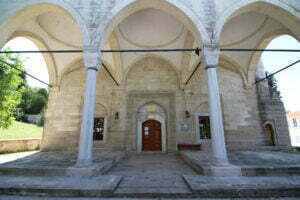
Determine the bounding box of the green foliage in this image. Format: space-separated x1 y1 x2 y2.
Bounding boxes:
19 86 48 115
266 72 281 98
0 51 25 129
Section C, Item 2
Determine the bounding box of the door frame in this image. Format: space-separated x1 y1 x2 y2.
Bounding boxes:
137 115 167 153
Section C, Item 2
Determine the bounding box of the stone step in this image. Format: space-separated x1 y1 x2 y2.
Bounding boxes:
179 151 300 176
0 175 122 197
0 158 123 177
1 175 300 198
183 175 300 198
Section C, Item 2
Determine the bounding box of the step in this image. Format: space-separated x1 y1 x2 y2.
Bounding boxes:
179 151 300 176
1 174 300 198
0 175 122 197
183 175 300 198
0 154 125 176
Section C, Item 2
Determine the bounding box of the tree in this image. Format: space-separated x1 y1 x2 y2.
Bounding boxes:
19 86 48 115
0 52 25 128
266 72 281 98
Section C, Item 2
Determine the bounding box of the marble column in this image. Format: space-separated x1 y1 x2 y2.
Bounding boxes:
76 50 101 167
203 44 229 166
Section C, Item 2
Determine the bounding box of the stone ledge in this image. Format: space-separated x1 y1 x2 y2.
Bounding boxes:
0 175 122 197
179 151 242 176
183 175 300 198
0 139 41 154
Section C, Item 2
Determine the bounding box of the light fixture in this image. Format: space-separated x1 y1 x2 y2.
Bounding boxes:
185 110 190 118
115 112 119 120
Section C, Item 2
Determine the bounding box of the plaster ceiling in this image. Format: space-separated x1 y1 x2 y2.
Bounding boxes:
112 8 196 73
37 11 83 48
118 8 184 48
220 12 268 47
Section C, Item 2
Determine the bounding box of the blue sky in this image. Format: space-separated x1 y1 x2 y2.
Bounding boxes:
261 35 300 112
3 35 300 112
4 37 49 88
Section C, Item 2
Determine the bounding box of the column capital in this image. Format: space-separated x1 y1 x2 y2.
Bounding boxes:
83 47 102 70
202 43 220 69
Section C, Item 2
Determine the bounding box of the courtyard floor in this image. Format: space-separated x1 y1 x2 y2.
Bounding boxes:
0 150 300 198
107 153 196 195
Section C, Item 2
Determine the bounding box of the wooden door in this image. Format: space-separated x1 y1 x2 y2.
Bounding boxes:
142 120 162 151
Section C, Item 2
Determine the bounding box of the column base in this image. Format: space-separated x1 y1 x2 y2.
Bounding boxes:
75 158 93 168
212 157 230 167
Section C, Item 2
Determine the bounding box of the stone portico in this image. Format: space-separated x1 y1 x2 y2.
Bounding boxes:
0 0 298 167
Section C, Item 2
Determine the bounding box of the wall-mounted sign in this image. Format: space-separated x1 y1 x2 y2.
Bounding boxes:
180 123 188 132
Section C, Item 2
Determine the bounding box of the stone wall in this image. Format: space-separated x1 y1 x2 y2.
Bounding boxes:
0 139 40 154
256 81 291 148
1 0 296 152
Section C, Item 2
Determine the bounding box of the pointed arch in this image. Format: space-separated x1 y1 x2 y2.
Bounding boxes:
247 29 297 84
0 1 88 48
9 31 58 86
216 0 300 40
219 55 249 88
96 0 209 50
124 54 181 91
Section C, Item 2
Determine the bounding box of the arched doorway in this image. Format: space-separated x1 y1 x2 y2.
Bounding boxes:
142 120 162 151
264 124 275 146
137 104 167 152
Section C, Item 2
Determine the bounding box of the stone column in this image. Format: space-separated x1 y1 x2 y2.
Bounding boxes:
76 49 101 167
203 44 229 166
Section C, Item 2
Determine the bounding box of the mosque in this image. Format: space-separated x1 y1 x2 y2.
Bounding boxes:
0 0 298 167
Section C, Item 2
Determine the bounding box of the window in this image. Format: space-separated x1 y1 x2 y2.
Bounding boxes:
198 116 211 139
93 117 105 141
293 118 298 127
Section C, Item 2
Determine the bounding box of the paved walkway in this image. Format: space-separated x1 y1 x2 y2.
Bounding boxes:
181 150 300 167
108 153 196 195
0 196 299 200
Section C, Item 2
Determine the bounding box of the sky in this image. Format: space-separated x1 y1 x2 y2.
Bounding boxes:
261 35 300 112
2 35 300 112
3 37 49 88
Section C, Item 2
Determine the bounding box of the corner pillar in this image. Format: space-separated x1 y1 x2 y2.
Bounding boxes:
203 44 229 166
76 49 101 167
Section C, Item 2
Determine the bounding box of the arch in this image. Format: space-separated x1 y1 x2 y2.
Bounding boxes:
125 54 180 82
247 29 297 84
216 0 300 40
125 55 181 91
0 1 88 48
95 103 108 116
263 122 276 146
59 58 84 87
59 58 116 87
184 55 248 89
219 55 249 88
136 102 167 152
195 101 209 114
96 0 208 50
8 32 57 86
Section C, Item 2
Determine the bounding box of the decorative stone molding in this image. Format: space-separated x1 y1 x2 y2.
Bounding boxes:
83 48 101 69
202 44 220 68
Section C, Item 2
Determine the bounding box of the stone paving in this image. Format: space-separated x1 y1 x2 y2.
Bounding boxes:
181 150 300 167
108 153 196 195
0 196 299 200
0 151 125 168
0 151 300 198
